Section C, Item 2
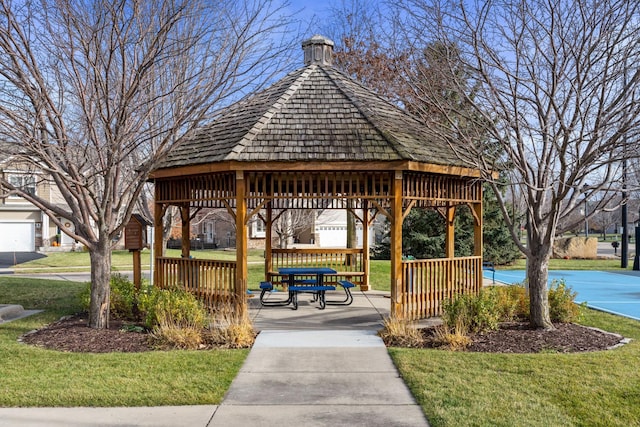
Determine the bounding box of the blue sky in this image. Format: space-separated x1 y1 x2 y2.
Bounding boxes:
288 0 334 22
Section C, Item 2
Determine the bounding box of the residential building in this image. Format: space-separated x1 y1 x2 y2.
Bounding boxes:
0 160 74 252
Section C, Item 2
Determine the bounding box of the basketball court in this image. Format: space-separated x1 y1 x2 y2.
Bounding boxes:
486 270 640 321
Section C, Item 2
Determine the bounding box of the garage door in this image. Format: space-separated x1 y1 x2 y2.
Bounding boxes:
0 222 35 252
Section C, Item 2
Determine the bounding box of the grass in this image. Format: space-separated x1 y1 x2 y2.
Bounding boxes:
12 248 266 272
0 276 247 407
501 258 633 271
390 307 640 426
5 254 640 421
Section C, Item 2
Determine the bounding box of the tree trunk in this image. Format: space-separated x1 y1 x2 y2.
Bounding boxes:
527 241 554 330
88 237 112 329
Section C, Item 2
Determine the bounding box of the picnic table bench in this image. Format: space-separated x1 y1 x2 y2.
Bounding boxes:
260 279 356 310
259 281 336 310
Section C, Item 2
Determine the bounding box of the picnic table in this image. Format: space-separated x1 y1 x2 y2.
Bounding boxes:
259 267 355 309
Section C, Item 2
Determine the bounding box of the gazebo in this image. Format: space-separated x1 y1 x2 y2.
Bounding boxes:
149 35 485 320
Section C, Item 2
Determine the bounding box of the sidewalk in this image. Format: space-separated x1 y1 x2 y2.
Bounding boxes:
0 290 431 426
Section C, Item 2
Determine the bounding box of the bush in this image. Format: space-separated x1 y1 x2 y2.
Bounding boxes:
205 304 255 349
136 284 161 328
432 321 472 351
378 317 425 347
151 321 204 350
109 273 137 319
491 281 581 324
149 288 209 349
150 287 208 329
548 279 582 323
442 289 501 335
493 284 529 321
78 273 138 320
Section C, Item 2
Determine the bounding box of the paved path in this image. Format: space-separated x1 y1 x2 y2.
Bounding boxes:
208 329 429 427
0 290 431 426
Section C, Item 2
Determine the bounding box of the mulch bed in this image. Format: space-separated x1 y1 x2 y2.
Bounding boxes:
20 313 154 353
466 322 625 353
19 314 627 354
417 322 625 353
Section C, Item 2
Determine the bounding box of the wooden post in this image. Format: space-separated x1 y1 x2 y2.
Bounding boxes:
125 214 150 290
473 198 483 293
445 205 456 258
362 200 370 291
131 249 141 289
153 201 164 286
390 171 403 318
235 170 248 316
265 203 273 281
180 205 190 259
473 201 483 257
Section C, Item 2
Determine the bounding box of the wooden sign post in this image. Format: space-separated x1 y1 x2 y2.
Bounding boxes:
124 214 151 289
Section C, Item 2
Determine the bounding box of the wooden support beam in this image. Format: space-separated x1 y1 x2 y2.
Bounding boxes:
390 171 403 318
131 250 141 289
153 199 165 286
235 171 248 317
369 199 391 220
180 205 190 259
265 203 273 281
247 199 268 224
473 200 483 257
445 205 456 258
362 200 370 291
402 199 416 221
221 199 236 220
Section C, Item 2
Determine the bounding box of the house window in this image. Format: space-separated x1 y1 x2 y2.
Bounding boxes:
251 219 266 238
8 174 36 197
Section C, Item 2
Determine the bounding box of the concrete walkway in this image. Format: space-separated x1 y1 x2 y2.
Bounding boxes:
208 329 428 427
207 290 430 426
0 289 431 426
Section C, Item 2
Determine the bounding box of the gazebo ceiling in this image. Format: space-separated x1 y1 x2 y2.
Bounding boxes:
154 35 476 177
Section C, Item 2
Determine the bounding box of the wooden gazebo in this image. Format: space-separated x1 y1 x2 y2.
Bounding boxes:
149 35 484 320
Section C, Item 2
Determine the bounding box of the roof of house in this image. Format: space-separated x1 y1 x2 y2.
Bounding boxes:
156 35 464 170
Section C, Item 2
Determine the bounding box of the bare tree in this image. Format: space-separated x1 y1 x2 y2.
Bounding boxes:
398 0 640 328
272 209 316 248
326 0 407 103
0 0 297 328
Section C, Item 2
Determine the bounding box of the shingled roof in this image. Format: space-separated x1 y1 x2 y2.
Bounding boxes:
157 35 464 170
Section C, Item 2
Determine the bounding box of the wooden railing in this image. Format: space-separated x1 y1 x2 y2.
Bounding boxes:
156 257 236 307
400 256 482 319
270 248 365 287
154 254 481 318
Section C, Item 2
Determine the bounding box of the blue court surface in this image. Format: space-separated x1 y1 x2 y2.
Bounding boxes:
486 270 640 321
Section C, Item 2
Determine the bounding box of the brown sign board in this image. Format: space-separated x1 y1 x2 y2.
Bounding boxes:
124 214 150 250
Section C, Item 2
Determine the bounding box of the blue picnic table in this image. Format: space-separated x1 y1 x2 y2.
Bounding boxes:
259 267 336 309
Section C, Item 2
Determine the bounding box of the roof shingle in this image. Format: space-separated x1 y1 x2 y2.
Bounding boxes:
157 57 464 170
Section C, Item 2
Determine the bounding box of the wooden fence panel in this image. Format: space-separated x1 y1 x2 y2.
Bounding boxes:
401 256 482 319
156 257 236 307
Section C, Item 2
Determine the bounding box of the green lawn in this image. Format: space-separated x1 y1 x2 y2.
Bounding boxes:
502 258 634 271
12 248 266 272
390 308 640 426
0 277 247 407
4 255 640 422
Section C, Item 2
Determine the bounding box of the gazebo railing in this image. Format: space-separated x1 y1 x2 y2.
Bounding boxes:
269 248 365 286
400 256 482 319
154 254 482 318
156 257 236 307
